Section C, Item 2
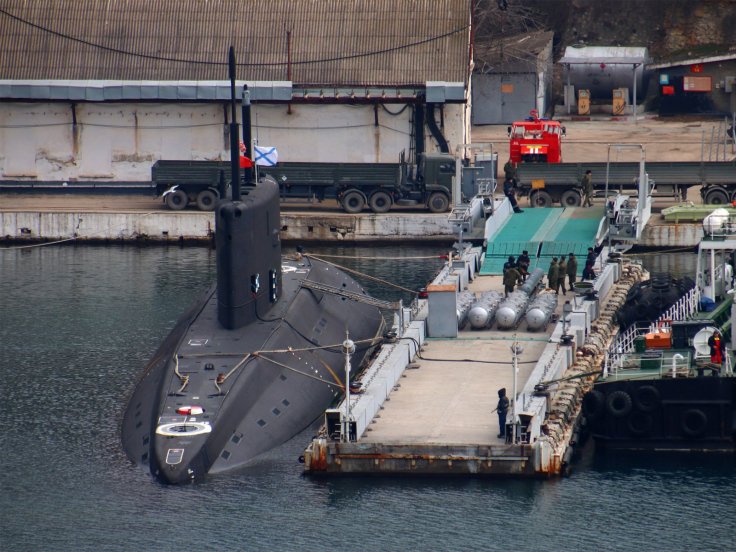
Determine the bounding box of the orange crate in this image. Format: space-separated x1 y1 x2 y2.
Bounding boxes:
644 331 672 349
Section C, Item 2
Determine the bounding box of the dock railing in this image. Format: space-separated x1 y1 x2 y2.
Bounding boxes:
606 286 700 375
605 349 692 380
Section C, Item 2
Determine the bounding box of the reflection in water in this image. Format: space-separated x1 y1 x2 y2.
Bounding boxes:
1 244 733 551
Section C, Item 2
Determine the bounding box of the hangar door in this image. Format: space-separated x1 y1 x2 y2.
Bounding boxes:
472 73 537 124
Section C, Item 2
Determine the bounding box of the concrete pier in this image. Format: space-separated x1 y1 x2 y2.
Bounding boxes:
303 247 646 477
0 195 456 243
0 193 711 246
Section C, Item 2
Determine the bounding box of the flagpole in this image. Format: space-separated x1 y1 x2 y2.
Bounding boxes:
228 47 241 201
241 84 253 185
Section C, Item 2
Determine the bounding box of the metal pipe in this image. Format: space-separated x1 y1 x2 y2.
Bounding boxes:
632 63 638 124
286 31 292 115
566 64 571 116
241 85 253 186
228 47 241 201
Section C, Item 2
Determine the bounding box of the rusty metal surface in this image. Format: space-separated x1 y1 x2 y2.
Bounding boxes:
303 440 563 477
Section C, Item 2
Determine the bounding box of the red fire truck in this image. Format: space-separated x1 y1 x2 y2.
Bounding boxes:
507 110 565 164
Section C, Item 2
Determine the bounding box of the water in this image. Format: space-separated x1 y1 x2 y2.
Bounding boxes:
1 244 734 551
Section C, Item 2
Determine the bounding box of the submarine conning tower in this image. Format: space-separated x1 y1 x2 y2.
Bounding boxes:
216 178 282 329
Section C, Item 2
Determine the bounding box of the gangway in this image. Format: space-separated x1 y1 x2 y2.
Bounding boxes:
604 144 653 244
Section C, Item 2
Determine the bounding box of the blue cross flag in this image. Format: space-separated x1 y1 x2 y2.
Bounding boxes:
254 146 278 166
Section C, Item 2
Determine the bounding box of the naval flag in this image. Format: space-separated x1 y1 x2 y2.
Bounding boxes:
254 146 278 166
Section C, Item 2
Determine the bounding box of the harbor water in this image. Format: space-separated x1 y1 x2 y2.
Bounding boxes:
1 243 734 551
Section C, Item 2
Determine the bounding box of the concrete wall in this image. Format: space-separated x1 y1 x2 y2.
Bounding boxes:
0 210 456 243
0 101 468 182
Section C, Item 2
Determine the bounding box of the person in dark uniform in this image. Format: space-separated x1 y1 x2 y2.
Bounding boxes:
582 259 596 280
504 158 517 180
503 176 523 213
586 246 597 265
517 250 531 281
503 255 517 274
496 388 510 438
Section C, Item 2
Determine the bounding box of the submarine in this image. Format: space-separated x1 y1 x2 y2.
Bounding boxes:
121 50 386 484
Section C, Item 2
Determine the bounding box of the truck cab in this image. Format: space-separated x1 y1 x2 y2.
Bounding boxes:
508 110 564 164
411 152 456 212
417 153 456 190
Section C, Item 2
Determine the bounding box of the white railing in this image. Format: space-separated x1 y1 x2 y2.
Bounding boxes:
647 287 700 333
607 350 692 380
607 286 700 374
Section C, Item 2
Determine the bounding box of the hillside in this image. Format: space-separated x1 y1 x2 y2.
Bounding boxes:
476 0 736 61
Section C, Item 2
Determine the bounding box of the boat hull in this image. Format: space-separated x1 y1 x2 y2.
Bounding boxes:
121 179 386 484
122 258 385 483
583 377 736 452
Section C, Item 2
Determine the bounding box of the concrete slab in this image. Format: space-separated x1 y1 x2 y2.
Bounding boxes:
361 273 554 446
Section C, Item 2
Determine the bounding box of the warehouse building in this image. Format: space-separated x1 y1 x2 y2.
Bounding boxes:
0 0 472 184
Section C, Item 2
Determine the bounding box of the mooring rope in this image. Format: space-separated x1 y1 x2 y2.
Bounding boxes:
306 254 420 294
307 253 446 260
0 236 78 250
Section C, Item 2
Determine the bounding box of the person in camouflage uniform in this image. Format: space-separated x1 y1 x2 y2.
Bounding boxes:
547 257 559 292
581 170 594 207
557 256 568 294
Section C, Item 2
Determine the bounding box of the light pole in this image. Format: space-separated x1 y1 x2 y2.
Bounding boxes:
341 334 355 443
510 338 523 444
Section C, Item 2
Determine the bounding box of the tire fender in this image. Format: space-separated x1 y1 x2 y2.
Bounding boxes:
634 385 660 412
627 412 654 437
606 390 633 418
681 408 708 438
582 390 605 420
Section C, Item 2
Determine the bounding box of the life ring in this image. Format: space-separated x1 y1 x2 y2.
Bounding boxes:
582 390 605 420
627 412 654 437
634 385 661 412
681 408 708 438
606 390 633 418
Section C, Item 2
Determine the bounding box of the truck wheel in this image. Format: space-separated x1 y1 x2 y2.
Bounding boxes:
342 190 365 214
705 188 729 205
165 189 188 210
560 190 581 207
529 190 553 208
427 192 450 213
196 189 217 211
369 191 392 213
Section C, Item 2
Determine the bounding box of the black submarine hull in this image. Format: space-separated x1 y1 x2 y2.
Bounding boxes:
121 180 385 483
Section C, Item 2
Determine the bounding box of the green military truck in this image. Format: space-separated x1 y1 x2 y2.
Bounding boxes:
514 160 736 207
152 152 458 214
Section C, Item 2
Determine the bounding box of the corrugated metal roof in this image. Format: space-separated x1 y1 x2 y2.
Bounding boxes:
560 45 649 65
648 53 736 70
0 0 471 87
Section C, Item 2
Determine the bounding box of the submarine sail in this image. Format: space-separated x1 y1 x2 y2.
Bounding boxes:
121 49 385 484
